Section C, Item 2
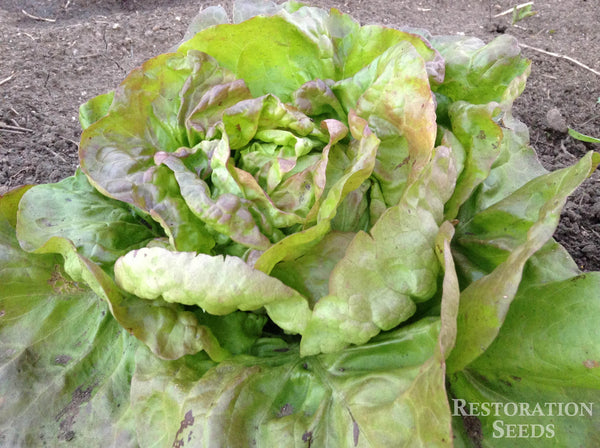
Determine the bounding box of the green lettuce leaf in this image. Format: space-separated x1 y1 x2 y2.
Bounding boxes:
178 3 443 102
300 145 457 355
130 318 450 448
79 91 115 130
333 41 437 206
442 102 504 220
449 273 600 447
178 15 335 102
448 151 600 372
114 246 311 335
16 170 159 268
431 34 530 105
0 187 138 446
270 230 355 305
18 233 232 362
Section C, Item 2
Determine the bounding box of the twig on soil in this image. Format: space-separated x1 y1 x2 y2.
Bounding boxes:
590 228 600 240
578 115 600 127
559 139 576 159
0 123 34 133
494 2 534 18
76 53 102 59
0 129 28 135
22 9 57 23
0 72 16 87
57 135 79 147
42 146 70 164
519 43 600 77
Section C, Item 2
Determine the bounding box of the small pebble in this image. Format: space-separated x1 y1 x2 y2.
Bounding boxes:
546 107 568 133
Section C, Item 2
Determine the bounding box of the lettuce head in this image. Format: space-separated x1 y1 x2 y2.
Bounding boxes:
2 1 600 446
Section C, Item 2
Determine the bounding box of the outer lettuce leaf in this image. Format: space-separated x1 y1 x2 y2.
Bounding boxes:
130 319 450 448
178 2 443 101
79 90 114 130
19 234 232 362
337 23 444 83
16 170 158 268
449 273 600 447
178 15 335 102
441 101 505 220
0 187 138 446
448 151 600 372
453 151 599 283
469 111 547 214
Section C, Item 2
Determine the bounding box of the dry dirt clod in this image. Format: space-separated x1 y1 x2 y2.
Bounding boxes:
546 107 568 133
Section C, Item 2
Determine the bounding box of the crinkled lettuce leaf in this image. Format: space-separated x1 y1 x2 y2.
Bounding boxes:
114 246 311 335
430 34 530 105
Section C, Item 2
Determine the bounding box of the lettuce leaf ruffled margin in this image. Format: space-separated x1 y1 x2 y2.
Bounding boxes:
2 1 600 446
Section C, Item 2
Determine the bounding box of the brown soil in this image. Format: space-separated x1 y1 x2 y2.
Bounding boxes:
1 0 599 273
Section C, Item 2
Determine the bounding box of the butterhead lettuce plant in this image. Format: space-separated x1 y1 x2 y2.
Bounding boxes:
2 1 600 446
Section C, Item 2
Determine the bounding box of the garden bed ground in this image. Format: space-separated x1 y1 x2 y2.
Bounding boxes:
1 0 599 269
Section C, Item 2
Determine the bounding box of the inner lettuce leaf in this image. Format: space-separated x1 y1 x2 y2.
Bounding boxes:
3 0 600 446
114 246 312 335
